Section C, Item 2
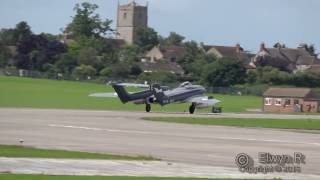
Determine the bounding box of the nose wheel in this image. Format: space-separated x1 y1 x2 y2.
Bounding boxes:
145 104 151 112
189 103 196 114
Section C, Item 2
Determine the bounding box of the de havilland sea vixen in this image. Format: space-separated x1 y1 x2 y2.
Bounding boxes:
90 82 221 114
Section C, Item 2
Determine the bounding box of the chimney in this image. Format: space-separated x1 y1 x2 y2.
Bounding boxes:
236 43 242 53
260 42 266 52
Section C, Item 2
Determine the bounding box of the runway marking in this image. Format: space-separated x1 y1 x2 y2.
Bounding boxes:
48 124 320 147
48 124 151 134
216 137 320 146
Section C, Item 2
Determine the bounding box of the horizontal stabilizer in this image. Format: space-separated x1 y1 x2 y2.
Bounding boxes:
89 92 118 97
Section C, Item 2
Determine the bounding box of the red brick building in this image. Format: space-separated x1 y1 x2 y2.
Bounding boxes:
263 88 320 113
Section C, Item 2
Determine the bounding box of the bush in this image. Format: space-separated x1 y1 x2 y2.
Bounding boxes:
130 64 142 76
138 71 178 84
202 58 246 87
99 67 112 76
291 72 320 87
72 64 96 78
110 63 131 78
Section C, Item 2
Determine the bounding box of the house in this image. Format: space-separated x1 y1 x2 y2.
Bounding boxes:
263 88 320 113
143 45 187 62
140 45 186 75
251 43 318 71
305 65 320 74
201 43 254 68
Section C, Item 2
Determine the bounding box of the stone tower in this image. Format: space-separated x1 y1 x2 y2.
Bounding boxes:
116 1 148 44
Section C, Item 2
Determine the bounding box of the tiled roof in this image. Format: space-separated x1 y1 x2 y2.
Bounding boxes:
206 45 253 60
263 88 312 98
262 48 316 65
159 46 187 60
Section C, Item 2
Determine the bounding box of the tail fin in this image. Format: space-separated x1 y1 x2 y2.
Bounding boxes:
112 84 153 104
112 84 132 103
152 84 169 105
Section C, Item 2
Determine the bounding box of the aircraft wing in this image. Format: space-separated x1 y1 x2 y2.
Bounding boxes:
188 96 221 107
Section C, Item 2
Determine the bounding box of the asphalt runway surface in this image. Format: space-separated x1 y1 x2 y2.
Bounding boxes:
0 108 320 179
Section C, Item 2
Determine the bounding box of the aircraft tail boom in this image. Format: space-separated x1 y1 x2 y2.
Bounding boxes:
112 84 153 104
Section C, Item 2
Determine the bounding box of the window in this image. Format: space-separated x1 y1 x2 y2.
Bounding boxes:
264 98 272 105
294 99 299 105
123 13 127 19
275 98 281 106
285 99 291 106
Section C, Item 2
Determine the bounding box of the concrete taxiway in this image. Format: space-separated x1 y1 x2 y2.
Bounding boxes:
0 108 319 179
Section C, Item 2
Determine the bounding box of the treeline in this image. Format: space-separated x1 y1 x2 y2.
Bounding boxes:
0 2 218 84
0 2 319 88
247 66 320 87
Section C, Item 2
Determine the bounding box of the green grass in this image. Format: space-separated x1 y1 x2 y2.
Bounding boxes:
0 145 158 160
0 174 277 180
0 76 261 112
143 117 320 130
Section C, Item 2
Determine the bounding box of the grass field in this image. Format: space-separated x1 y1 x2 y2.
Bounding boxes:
0 76 261 112
143 117 320 130
0 174 278 180
0 145 158 160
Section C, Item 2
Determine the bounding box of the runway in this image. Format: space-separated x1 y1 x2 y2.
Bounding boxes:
0 108 320 179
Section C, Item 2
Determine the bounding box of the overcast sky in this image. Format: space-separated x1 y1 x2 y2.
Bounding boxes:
0 0 319 52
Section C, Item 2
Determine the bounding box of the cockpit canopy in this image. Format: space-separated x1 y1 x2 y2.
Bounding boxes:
179 81 192 88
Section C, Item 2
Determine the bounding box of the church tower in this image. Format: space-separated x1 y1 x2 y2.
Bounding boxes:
116 1 148 44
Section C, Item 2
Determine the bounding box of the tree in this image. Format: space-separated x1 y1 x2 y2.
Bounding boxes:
180 41 202 64
246 69 258 84
55 53 77 74
130 64 142 76
111 62 131 78
15 34 66 70
66 2 113 38
202 58 246 87
14 21 32 39
40 33 59 41
15 34 47 69
273 42 286 48
77 47 100 68
179 41 215 76
119 44 141 63
0 21 32 46
163 32 185 46
99 67 112 76
256 66 290 85
0 42 11 67
72 64 96 78
291 72 320 87
135 27 159 52
0 29 15 46
298 43 316 56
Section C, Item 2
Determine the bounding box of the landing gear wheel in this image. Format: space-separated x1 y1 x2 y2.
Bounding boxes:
189 103 196 114
212 106 222 113
146 104 151 112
